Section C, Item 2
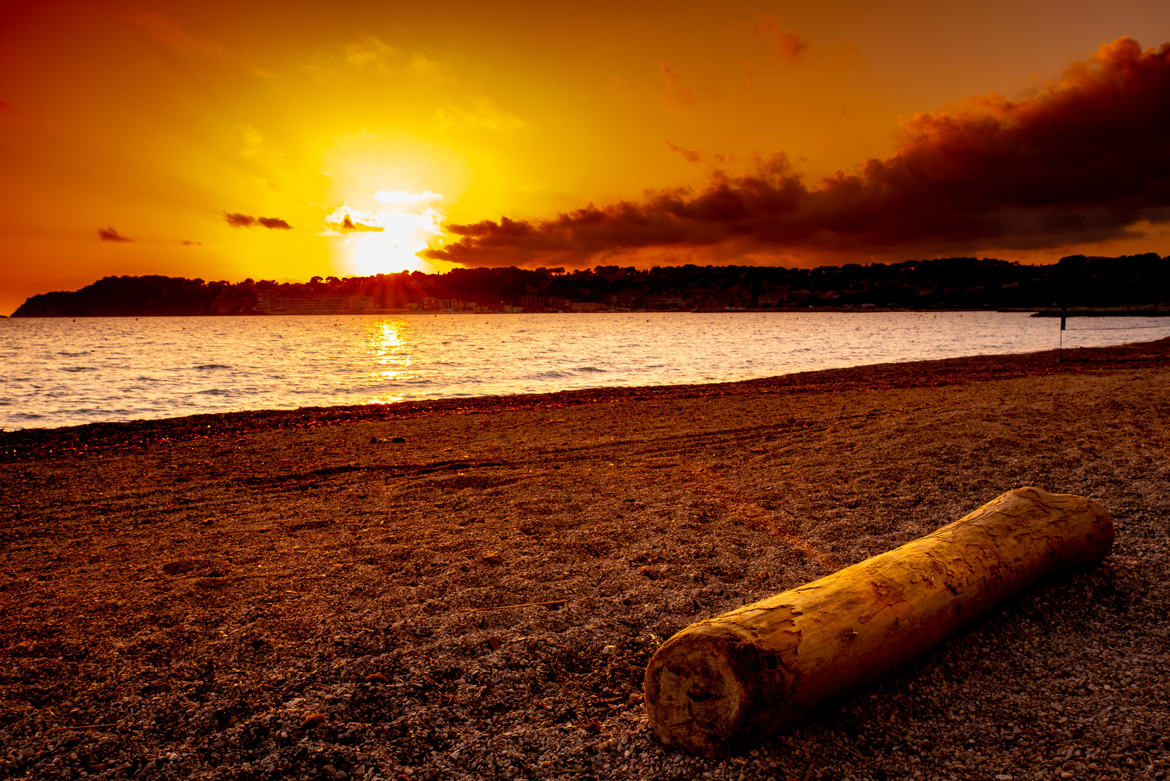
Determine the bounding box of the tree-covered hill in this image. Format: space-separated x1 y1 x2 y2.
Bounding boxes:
11 254 1170 316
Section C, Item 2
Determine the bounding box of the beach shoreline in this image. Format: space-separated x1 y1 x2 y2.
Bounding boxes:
5 336 1169 457
3 339 1169 779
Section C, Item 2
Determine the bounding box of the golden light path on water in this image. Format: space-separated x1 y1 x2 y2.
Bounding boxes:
366 319 412 403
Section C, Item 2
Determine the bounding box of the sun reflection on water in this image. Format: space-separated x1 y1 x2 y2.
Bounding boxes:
366 319 414 403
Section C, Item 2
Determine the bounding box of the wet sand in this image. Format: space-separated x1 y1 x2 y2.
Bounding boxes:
2 339 1169 779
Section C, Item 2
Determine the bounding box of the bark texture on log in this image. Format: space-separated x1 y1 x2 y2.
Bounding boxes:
643 487 1114 757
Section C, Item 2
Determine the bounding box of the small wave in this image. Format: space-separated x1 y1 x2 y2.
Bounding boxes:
61 366 96 373
573 366 607 373
57 350 90 357
193 363 232 370
364 379 438 392
529 370 573 380
74 407 131 415
196 388 232 396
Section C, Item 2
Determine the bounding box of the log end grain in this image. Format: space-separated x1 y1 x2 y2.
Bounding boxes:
644 622 797 757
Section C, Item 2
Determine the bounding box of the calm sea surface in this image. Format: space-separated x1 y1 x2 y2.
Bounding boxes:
2 311 1168 431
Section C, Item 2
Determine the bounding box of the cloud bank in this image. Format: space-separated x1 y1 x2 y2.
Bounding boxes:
427 38 1170 268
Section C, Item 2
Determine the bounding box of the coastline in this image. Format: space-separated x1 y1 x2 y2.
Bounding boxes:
3 306 1044 318
3 338 1169 778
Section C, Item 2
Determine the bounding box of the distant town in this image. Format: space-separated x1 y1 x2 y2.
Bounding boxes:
11 254 1170 317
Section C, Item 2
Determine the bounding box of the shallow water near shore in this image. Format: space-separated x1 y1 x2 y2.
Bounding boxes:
2 310 1168 430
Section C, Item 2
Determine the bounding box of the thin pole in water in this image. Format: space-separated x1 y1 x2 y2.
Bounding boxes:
1059 307 1066 362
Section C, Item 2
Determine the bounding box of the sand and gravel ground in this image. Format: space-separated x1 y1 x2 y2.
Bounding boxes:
2 339 1169 780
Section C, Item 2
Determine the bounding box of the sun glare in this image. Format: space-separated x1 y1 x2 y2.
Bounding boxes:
362 319 414 403
327 190 445 275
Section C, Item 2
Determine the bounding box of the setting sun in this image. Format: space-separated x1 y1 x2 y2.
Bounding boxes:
325 190 446 275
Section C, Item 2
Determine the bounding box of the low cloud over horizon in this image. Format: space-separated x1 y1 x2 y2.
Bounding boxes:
224 212 293 230
97 226 131 242
324 209 385 233
427 38 1170 268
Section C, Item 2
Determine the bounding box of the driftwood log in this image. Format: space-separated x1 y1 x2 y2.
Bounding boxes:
643 487 1114 757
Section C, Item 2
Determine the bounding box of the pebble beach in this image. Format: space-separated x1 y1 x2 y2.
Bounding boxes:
2 338 1169 780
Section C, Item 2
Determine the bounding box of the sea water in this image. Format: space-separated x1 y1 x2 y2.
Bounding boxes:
1 311 1167 430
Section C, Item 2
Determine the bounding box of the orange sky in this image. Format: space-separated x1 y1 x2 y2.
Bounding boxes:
2 0 1169 314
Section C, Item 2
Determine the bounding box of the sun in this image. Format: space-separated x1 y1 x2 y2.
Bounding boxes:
347 213 434 275
326 190 445 275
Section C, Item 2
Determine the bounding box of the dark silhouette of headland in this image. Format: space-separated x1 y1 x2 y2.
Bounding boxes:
11 254 1170 317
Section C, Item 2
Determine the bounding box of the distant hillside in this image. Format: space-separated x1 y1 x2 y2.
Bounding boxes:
11 254 1170 317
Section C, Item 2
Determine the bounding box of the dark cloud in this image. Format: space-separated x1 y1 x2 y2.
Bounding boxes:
98 226 131 242
224 212 256 227
330 214 385 233
427 38 1170 268
224 212 292 229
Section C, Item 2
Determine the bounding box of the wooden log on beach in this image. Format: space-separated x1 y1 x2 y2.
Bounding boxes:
643 487 1114 757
